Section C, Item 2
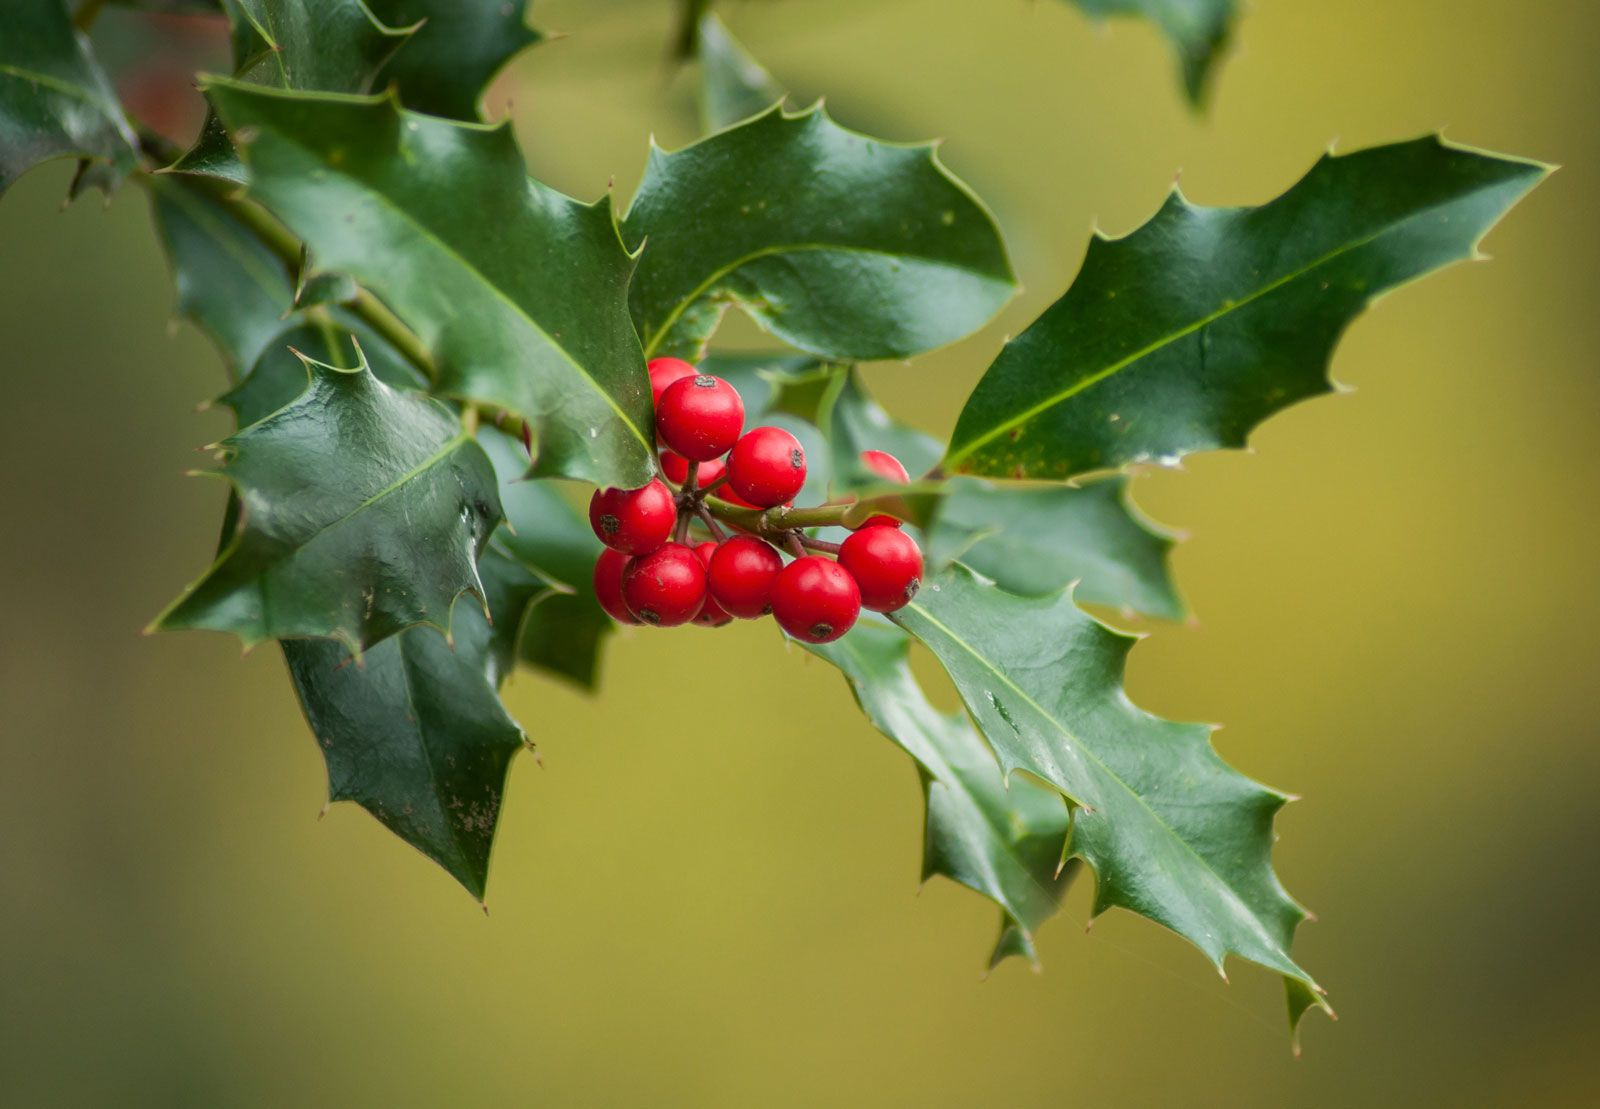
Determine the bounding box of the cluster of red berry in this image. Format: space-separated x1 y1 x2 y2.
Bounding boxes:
587 358 925 644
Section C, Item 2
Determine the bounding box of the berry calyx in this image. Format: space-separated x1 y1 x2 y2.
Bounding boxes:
588 479 676 554
593 548 638 624
770 555 861 644
691 542 733 627
657 374 744 461
660 450 725 491
838 526 923 613
647 356 698 406
854 449 910 529
707 535 784 619
727 426 807 508
622 543 706 627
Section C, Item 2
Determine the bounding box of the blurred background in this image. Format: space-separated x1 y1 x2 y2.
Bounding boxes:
2 0 1596 1104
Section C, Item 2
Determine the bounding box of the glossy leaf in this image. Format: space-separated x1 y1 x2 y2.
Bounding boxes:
221 316 424 425
286 593 542 900
366 0 542 121
153 353 501 653
623 105 1017 362
480 428 616 692
1067 0 1236 106
697 12 784 133
811 622 1074 968
945 137 1549 481
0 0 138 196
229 0 412 93
893 564 1328 1028
206 81 656 487
923 477 1183 619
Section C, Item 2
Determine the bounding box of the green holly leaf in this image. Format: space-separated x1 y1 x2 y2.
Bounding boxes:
924 477 1183 620
479 428 616 692
147 174 424 416
0 0 138 196
153 351 501 653
893 564 1329 1030
285 590 543 900
366 0 542 121
229 0 413 94
147 174 296 379
696 12 784 133
204 81 656 488
1067 0 1237 106
945 137 1549 482
623 105 1017 363
811 622 1074 968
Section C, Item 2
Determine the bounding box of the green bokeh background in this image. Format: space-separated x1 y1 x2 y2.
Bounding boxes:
3 1 1596 1104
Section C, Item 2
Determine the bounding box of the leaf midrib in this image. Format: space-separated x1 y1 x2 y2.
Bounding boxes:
944 190 1478 467
895 595 1309 979
241 110 653 455
639 241 1013 359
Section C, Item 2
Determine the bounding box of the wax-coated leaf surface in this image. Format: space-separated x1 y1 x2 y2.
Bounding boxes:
1067 0 1236 105
154 355 500 652
286 596 538 900
623 106 1016 362
893 564 1328 1029
366 0 542 120
206 81 656 487
0 0 137 195
945 137 1549 481
812 622 1073 968
479 429 616 692
697 12 784 133
924 477 1183 619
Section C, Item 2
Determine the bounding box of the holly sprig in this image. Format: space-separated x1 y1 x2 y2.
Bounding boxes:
0 0 1550 1041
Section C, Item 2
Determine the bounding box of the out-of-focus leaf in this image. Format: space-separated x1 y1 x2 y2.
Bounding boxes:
945 137 1550 481
697 11 783 133
1066 0 1237 106
0 0 138 196
623 105 1016 363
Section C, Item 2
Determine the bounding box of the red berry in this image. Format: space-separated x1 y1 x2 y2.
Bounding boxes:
660 450 726 491
592 548 638 624
691 542 733 627
622 543 706 627
726 426 807 508
707 535 784 619
838 526 923 613
657 374 744 461
852 449 911 530
647 357 698 406
770 556 861 644
588 479 676 554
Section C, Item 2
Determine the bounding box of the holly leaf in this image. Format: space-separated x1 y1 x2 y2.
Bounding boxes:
221 316 425 425
366 0 542 121
228 0 413 93
205 81 656 488
147 174 296 378
0 0 138 196
811 622 1074 968
285 589 544 900
152 351 501 653
945 137 1549 482
479 428 616 692
924 477 1184 619
893 564 1329 1030
697 12 784 133
1066 0 1237 106
623 105 1017 363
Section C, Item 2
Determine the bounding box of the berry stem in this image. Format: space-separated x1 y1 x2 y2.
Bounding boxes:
797 534 842 554
702 498 854 535
783 532 806 558
696 505 728 541
700 472 730 496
